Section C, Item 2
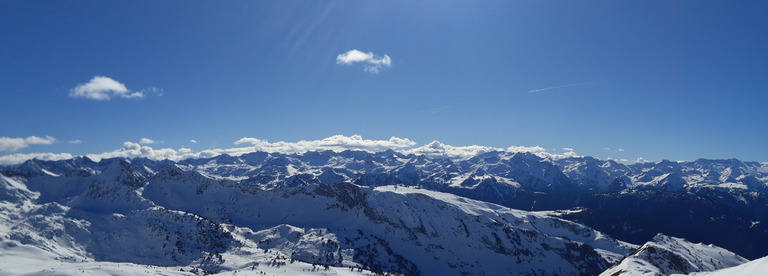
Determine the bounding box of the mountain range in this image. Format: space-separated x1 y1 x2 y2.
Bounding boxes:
1 148 767 275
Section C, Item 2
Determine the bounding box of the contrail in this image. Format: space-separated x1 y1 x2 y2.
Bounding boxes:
418 105 454 114
527 81 602 93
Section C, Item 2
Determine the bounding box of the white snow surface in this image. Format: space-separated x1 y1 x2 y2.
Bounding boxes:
0 239 377 276
684 255 768 276
600 234 748 276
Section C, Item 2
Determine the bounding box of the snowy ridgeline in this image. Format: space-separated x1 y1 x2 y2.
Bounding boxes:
9 150 768 194
0 153 766 275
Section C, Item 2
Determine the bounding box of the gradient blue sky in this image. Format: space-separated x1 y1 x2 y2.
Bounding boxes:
2 1 768 163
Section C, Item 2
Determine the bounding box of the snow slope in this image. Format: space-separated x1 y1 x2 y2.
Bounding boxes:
600 234 748 276
684 255 768 276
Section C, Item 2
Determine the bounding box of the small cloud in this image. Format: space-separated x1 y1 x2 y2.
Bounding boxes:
604 147 611 151
563 147 575 152
189 139 198 144
617 148 625 152
69 76 161 101
139 138 156 144
140 86 164 96
507 145 548 154
636 157 647 163
0 136 56 152
336 49 392 74
69 76 145 100
68 140 83 144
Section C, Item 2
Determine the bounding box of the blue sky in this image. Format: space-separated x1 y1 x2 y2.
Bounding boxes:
2 1 768 164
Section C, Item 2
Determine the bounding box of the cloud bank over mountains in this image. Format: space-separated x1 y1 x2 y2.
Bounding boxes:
0 135 571 166
234 135 415 153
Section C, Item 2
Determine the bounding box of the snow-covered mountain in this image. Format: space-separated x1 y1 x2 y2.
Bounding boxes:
1 156 637 275
1 150 767 275
170 150 766 259
600 234 747 276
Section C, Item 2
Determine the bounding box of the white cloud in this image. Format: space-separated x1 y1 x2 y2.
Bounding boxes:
0 136 56 152
140 86 164 96
85 142 201 162
69 76 145 100
617 148 625 152
336 49 392 73
189 139 198 144
139 138 156 144
77 135 415 164
507 145 549 154
235 135 416 153
0 152 73 166
504 145 578 160
0 135 582 165
543 147 579 159
636 157 647 163
403 141 501 159
403 142 572 160
68 140 83 144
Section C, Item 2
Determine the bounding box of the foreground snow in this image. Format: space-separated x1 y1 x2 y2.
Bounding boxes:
685 255 768 276
0 231 377 276
601 234 747 276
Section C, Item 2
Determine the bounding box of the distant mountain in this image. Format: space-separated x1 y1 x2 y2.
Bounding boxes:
1 150 767 275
